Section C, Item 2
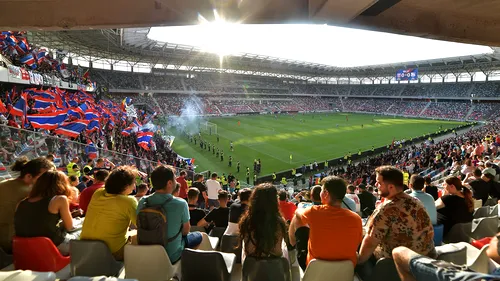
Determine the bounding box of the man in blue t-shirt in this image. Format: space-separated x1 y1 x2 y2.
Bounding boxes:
137 165 202 263
409 175 437 225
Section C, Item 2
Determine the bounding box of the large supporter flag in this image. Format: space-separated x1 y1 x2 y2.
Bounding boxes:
54 120 90 138
32 97 55 110
9 92 28 117
86 119 99 132
0 99 7 114
85 142 98 159
137 131 154 150
27 110 68 130
84 110 99 120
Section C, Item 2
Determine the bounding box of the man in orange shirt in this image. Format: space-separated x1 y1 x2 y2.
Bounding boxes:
176 170 189 199
289 176 363 267
278 190 297 222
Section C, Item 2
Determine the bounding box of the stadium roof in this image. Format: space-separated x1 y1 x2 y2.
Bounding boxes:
28 28 500 80
2 0 500 47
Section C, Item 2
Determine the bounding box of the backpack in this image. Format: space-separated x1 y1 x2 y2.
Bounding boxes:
137 197 182 246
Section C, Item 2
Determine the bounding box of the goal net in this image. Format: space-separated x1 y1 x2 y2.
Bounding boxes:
200 121 217 135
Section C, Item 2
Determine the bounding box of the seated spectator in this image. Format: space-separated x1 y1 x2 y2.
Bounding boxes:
358 166 435 280
278 190 297 222
14 171 80 255
137 165 202 263
134 183 149 202
345 185 361 214
289 176 362 268
78 170 110 214
409 175 437 225
393 234 500 281
176 170 189 199
465 168 490 206
0 157 53 253
342 194 357 212
187 188 207 226
81 166 138 261
79 176 91 191
191 174 207 209
423 176 439 201
225 188 252 235
206 173 222 210
67 175 81 206
240 183 287 261
172 182 181 197
357 183 376 217
436 176 474 235
197 190 230 228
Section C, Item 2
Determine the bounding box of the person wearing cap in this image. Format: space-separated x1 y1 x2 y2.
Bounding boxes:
392 233 500 281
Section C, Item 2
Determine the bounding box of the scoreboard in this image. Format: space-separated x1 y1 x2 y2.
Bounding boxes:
396 68 418 81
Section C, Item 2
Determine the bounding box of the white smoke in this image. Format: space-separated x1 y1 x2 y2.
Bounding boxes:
169 94 206 135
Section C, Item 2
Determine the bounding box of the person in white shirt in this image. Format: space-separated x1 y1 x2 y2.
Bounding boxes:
206 172 222 210
345 185 361 214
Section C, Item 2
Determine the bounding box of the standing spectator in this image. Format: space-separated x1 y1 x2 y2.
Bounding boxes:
78 170 110 214
408 175 437 225
137 165 202 263
345 185 361 214
0 157 53 253
206 173 222 210
192 174 207 209
436 176 474 235
197 190 230 228
278 190 297 222
226 188 252 235
423 177 439 201
239 184 287 261
289 176 362 268
176 170 189 199
187 188 206 226
81 166 138 261
14 171 80 255
357 166 435 280
357 183 376 218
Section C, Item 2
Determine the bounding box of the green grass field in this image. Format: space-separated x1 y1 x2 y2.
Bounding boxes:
171 113 465 183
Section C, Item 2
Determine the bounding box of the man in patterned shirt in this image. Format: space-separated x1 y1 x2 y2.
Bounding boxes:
357 166 436 280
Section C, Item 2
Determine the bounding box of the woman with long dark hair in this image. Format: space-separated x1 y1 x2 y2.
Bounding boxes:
14 170 79 255
239 183 287 259
436 176 474 235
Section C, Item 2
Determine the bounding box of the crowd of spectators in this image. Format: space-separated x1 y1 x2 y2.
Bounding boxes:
422 101 471 120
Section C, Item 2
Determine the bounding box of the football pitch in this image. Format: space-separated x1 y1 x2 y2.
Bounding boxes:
171 113 465 182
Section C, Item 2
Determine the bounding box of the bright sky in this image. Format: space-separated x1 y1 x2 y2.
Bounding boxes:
148 24 493 68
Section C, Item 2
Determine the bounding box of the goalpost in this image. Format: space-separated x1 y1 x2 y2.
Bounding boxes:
200 121 217 135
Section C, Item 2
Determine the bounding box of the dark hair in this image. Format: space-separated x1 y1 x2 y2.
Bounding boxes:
94 170 110 182
173 182 181 194
347 185 356 193
239 183 286 257
239 188 252 202
87 159 93 164
11 156 29 171
211 172 218 179
473 168 482 177
410 175 425 191
321 176 347 203
104 166 137 194
151 165 176 191
96 158 104 164
188 187 200 201
29 170 71 198
445 176 473 212
278 190 288 201
194 173 204 181
179 170 187 176
137 183 149 193
69 175 78 182
424 176 432 185
46 154 55 160
16 157 53 178
375 166 404 189
218 190 229 200
81 175 90 182
311 185 321 202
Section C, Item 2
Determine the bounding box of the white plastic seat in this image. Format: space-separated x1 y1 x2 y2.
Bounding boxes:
470 216 498 240
436 243 467 265
302 259 354 281
199 232 219 251
124 244 180 281
0 270 56 281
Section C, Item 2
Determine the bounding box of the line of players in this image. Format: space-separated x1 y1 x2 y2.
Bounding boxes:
188 134 263 185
